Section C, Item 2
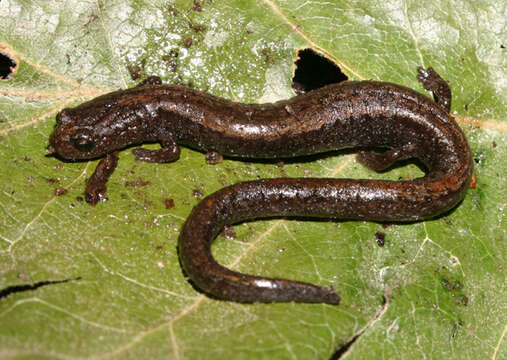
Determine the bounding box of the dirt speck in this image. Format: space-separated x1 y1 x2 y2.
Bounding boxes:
192 189 203 198
205 151 223 165
127 58 146 80
223 225 236 239
191 0 203 11
182 38 193 48
261 48 273 65
125 178 152 187
375 231 385 247
55 187 68 196
442 278 453 290
189 22 206 32
164 198 175 209
167 5 178 16
162 50 179 72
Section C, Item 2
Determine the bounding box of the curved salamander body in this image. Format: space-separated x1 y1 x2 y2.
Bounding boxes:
48 68 473 304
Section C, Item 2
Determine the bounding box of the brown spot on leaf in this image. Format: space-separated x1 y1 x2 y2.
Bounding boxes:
192 189 203 198
223 225 236 239
125 178 152 187
205 151 223 165
164 198 175 209
55 187 68 196
375 231 385 247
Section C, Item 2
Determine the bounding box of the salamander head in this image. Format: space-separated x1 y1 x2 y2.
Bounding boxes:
47 91 144 160
47 108 97 160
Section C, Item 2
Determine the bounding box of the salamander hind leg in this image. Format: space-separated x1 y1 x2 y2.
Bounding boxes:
132 138 180 163
357 144 418 172
417 67 452 113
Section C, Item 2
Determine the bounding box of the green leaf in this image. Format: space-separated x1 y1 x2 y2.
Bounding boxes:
0 1 505 359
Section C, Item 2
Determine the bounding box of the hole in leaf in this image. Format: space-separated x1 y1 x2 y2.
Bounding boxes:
292 48 347 94
0 51 16 79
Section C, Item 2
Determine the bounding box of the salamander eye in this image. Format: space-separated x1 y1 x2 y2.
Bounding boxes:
71 129 95 152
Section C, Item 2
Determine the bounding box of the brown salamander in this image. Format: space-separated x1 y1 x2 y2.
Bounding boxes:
48 67 473 304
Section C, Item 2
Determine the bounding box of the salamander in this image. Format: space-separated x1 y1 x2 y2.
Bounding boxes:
48 67 473 304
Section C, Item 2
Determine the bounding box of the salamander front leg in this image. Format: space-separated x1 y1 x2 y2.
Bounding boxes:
85 151 119 205
132 138 181 163
417 67 452 113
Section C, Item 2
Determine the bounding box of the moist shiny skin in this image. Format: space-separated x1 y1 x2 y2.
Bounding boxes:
48 68 473 305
